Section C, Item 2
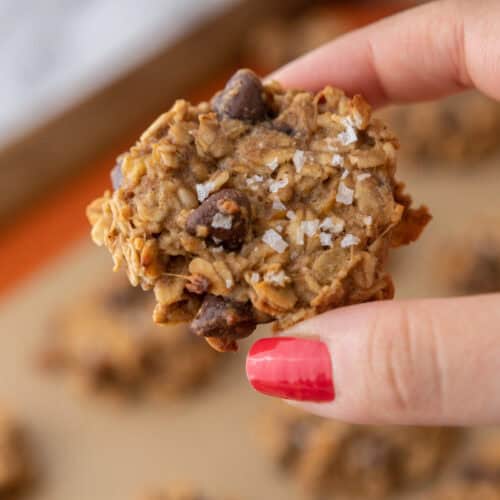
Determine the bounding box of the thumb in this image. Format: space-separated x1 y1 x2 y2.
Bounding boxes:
246 294 500 426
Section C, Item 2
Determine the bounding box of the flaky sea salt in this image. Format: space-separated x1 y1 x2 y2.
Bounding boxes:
341 233 360 248
225 278 233 289
320 232 333 247
302 220 320 237
211 213 232 230
269 178 288 193
250 272 260 283
293 150 305 173
212 246 224 253
341 169 349 180
331 154 344 167
286 210 296 220
266 157 279 171
336 182 354 205
363 215 373 226
264 270 288 286
320 217 344 234
263 229 288 253
337 118 358 146
272 198 286 211
357 173 371 181
195 181 215 202
246 174 264 188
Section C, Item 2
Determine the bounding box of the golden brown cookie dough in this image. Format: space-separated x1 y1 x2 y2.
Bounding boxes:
41 279 220 398
0 409 33 495
381 92 500 164
424 433 500 500
88 69 430 352
258 405 461 499
440 220 500 296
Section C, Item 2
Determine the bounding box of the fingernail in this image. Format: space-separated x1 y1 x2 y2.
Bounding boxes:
246 337 334 402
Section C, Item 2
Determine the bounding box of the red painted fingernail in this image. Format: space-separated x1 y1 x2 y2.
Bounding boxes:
246 337 334 402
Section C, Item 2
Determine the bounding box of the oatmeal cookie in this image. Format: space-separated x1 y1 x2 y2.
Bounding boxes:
381 92 500 163
244 7 349 70
138 485 231 500
88 69 430 352
258 405 461 499
424 433 500 499
440 220 500 295
41 279 219 398
0 409 33 495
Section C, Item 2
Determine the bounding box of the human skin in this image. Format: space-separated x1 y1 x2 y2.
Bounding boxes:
245 0 500 426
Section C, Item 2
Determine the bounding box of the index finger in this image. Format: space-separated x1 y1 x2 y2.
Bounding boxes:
271 0 500 107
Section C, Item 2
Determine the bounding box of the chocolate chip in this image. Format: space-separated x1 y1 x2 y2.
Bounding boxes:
272 121 295 136
212 69 268 122
185 188 251 250
110 159 124 189
190 295 256 341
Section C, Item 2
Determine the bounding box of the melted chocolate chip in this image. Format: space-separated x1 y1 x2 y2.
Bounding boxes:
190 295 256 340
212 69 268 122
185 188 251 250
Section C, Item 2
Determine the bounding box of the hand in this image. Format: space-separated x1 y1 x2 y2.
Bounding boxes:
245 0 500 426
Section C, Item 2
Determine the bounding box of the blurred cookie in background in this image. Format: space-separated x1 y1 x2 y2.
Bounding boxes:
244 6 350 71
257 405 462 499
138 484 233 500
438 220 500 296
40 278 221 400
0 408 34 496
423 431 500 499
381 92 500 165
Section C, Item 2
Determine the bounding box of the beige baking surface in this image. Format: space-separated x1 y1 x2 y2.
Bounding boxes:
0 157 499 500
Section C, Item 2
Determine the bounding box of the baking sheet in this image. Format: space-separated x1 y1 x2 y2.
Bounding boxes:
0 157 499 500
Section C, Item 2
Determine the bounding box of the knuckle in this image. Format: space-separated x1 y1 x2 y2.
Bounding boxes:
363 305 444 418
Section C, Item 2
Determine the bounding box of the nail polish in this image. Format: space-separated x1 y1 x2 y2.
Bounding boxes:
246 337 334 402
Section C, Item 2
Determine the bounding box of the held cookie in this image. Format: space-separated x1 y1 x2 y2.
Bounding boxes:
41 279 220 398
439 220 500 296
138 485 233 500
258 405 461 499
381 92 500 164
424 432 500 500
88 69 430 351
